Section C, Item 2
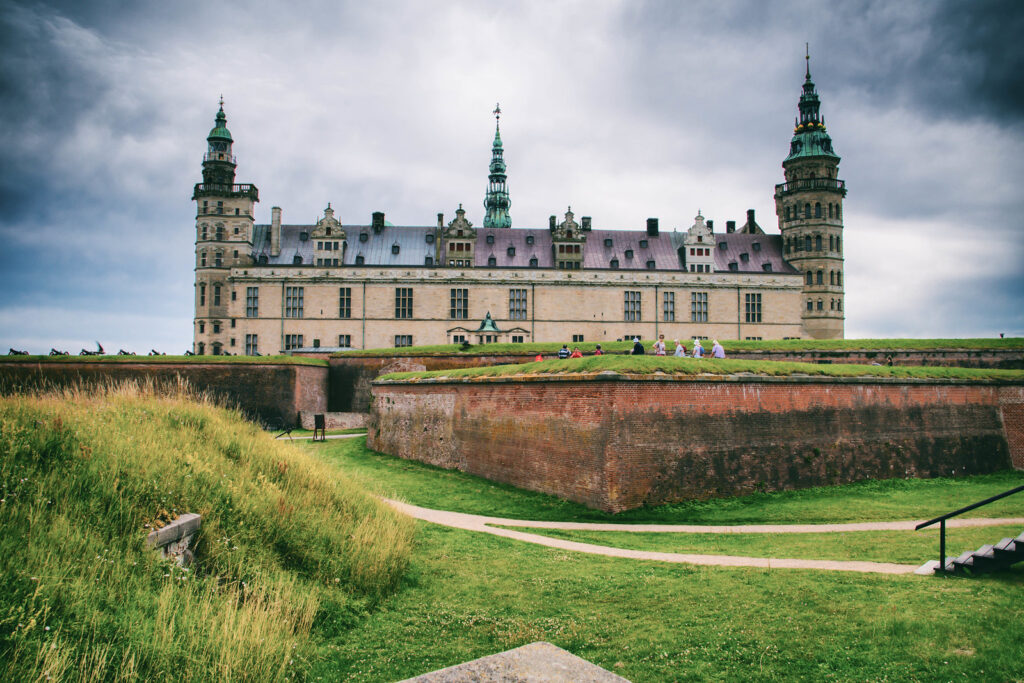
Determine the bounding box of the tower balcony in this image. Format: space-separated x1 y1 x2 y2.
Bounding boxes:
192 183 260 201
203 152 237 164
774 178 846 197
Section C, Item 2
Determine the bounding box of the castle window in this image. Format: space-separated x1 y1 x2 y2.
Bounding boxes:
317 241 323 250
829 203 834 219
837 205 842 219
359 232 368 242
213 284 221 306
338 334 351 347
355 255 364 265
625 249 633 259
639 239 648 249
815 203 822 218
293 255 302 264
488 256 497 266
450 288 468 319
745 293 762 323
284 334 303 351
572 334 585 343
752 242 761 251
199 283 206 306
837 298 843 311
326 227 332 236
198 321 205 333
806 271 813 285
830 235 835 251
837 271 843 286
486 235 495 244
526 235 534 245
663 291 675 321
529 257 538 267
507 246 515 257
212 322 220 334
728 262 738 271
425 256 434 266
233 250 238 259
816 270 823 284
719 241 728 250
299 232 308 242
215 252 223 267
805 236 813 251
646 260 656 269
740 253 749 262
258 254 268 264
817 299 823 311
785 206 791 220
804 203 811 219
830 298 835 310
200 251 207 267
512 335 524 343
392 243 400 255
285 287 304 318
395 287 413 319
339 287 351 319
246 287 259 317
837 237 842 253
216 226 224 241
394 335 412 348
807 299 813 311
509 288 528 320
245 334 258 355
830 271 835 285
691 292 708 322
815 235 822 251
604 238 613 247
201 225 208 240
216 201 223 214
610 258 619 269
762 263 773 272
624 290 641 321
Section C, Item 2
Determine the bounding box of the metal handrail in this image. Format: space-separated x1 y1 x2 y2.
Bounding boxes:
915 484 1024 572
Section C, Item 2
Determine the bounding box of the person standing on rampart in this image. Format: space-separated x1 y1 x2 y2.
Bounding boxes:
652 334 666 356
692 339 703 358
673 339 685 357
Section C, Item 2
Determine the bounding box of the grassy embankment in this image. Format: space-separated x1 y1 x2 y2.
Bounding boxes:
0 354 327 367
377 354 1024 382
306 436 1024 681
0 383 411 681
338 337 1024 357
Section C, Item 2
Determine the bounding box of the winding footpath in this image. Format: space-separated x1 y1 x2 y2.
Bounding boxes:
383 499 1024 576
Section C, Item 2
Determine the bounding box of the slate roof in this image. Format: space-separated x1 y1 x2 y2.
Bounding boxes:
249 223 797 274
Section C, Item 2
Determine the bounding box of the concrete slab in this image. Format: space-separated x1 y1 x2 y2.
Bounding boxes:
399 641 629 683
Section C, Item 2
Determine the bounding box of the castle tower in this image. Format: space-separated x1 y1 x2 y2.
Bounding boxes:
483 103 512 228
192 99 259 355
775 49 847 339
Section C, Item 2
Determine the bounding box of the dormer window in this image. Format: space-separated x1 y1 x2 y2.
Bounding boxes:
526 235 534 245
639 240 648 249
392 243 400 255
293 255 303 264
697 236 703 243
728 262 738 271
604 238 613 247
507 246 515 257
486 235 495 244
488 256 497 266
355 255 364 265
740 253 749 262
718 241 727 250
752 242 761 251
359 233 368 242
625 249 633 259
425 256 433 266
457 230 463 237
610 258 619 269
762 263 773 272
426 233 435 244
258 255 268 264
299 232 308 241
646 260 656 269
326 227 332 236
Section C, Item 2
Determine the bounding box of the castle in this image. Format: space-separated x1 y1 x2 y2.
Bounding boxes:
192 57 846 355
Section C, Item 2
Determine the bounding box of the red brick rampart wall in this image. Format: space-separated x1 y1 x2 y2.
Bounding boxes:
369 375 1021 512
0 361 327 428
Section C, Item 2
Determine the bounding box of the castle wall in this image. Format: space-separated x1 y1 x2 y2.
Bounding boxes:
0 360 326 429
368 374 1021 513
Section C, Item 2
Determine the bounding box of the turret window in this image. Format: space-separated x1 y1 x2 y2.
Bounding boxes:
804 203 811 219
815 235 822 251
201 225 208 240
488 256 497 266
807 300 813 311
215 252 223 267
837 237 842 253
604 238 613 247
830 235 835 251
392 243 400 255
816 270 823 285
805 236 812 251
200 283 206 306
646 260 656 269
526 235 534 245
837 299 843 311
216 226 224 240
293 255 302 265
837 271 843 286
806 271 813 285
829 204 834 219
507 246 516 257
817 299 823 311
830 271 835 285
355 255 364 265
425 256 434 266
486 235 495 244
201 251 207 267
625 249 633 259
639 239 648 249
785 206 791 221
610 258 619 269
815 203 822 218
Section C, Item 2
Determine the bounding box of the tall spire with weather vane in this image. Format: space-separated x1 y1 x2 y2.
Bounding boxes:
483 103 512 228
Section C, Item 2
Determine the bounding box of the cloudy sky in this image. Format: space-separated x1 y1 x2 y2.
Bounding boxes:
1 0 1022 353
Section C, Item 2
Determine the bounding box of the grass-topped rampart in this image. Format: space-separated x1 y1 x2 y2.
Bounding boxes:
339 337 1023 358
377 354 1024 383
0 383 412 680
0 354 327 367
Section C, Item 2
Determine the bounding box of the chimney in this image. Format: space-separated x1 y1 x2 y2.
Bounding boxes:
372 211 385 234
646 217 659 236
271 206 282 256
437 213 444 228
747 209 755 225
581 216 592 231
706 219 714 231
549 215 557 231
726 220 736 233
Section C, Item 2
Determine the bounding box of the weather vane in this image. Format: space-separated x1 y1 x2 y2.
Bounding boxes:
493 103 501 121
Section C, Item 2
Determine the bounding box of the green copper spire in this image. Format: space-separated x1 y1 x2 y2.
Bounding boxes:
483 103 512 228
208 95 233 143
785 47 838 162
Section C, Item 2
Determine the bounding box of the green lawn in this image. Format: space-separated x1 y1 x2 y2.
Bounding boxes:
378 354 1024 382
312 437 1024 525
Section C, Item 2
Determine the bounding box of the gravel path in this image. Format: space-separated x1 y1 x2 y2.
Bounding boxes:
383 499 1024 575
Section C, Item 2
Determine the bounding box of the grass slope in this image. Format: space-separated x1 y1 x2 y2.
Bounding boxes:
0 384 412 681
378 354 1024 382
338 337 1024 357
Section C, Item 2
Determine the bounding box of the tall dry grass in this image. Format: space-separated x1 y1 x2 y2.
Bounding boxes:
0 380 414 681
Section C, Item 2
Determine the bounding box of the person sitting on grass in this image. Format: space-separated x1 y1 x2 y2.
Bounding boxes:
673 339 686 357
570 347 583 358
632 337 645 355
557 344 571 359
711 339 725 358
594 344 604 355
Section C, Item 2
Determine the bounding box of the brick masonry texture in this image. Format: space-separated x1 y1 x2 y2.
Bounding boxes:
368 376 1022 512
0 361 327 428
